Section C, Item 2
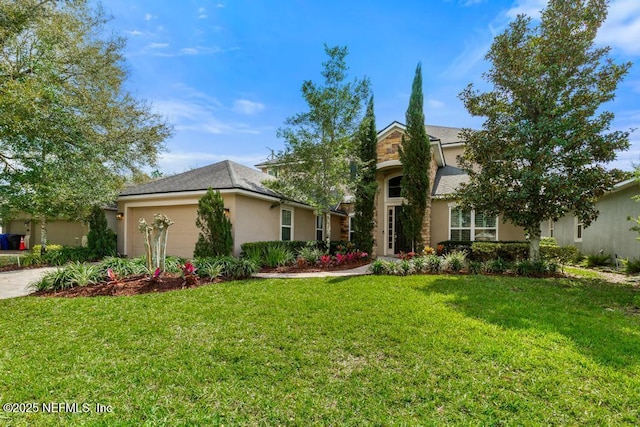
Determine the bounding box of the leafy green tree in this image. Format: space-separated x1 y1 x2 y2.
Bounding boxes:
266 45 370 248
86 205 116 258
0 0 172 251
194 189 233 257
399 63 431 252
457 0 630 261
353 95 377 254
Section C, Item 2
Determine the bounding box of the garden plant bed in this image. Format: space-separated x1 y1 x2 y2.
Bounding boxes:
32 273 220 298
259 258 370 274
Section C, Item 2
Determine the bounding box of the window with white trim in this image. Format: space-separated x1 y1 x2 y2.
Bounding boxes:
281 209 293 241
315 215 324 241
548 220 554 238
449 207 497 241
574 217 583 242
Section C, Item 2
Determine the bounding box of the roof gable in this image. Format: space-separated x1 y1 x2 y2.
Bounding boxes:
119 160 279 198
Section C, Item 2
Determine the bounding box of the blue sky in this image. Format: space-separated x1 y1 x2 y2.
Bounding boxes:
100 0 640 174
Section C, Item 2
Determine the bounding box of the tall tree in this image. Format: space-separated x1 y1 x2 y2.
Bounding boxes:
0 0 172 250
194 189 233 258
266 45 370 248
353 95 377 254
457 0 630 261
399 63 431 252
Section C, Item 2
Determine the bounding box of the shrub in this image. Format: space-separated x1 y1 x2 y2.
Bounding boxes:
625 259 640 274
586 253 611 267
194 189 233 257
241 245 263 265
484 258 510 274
443 251 467 273
228 258 259 279
468 261 483 275
193 257 223 279
470 242 529 262
31 262 102 291
99 256 148 277
203 256 259 280
425 254 442 273
86 205 117 258
540 236 558 246
297 246 323 264
412 257 428 274
540 245 580 264
264 245 294 268
370 259 388 275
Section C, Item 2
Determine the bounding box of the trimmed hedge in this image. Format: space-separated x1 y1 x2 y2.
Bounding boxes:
437 240 529 262
240 240 353 258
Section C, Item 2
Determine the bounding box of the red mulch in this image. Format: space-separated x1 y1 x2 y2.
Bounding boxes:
33 274 220 298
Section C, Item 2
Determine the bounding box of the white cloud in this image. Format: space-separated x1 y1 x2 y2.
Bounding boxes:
180 48 199 55
146 43 169 49
233 99 265 115
427 98 445 109
462 0 485 6
144 13 157 21
125 30 144 36
216 3 224 8
198 7 208 19
598 0 640 56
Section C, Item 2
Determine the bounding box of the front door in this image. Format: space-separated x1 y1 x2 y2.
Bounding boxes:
388 206 411 255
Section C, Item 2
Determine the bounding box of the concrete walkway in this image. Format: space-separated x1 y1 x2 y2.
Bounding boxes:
0 267 57 300
253 263 372 279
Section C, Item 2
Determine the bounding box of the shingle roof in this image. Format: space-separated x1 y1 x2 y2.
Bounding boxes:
425 125 465 145
432 166 469 197
120 160 280 198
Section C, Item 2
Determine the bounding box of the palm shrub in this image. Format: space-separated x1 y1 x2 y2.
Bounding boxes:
32 262 102 291
264 245 294 268
484 258 510 274
194 189 233 257
425 254 442 273
412 256 428 274
297 246 323 264
443 251 467 273
99 256 148 277
625 259 640 274
586 253 611 267
193 258 224 279
241 245 263 266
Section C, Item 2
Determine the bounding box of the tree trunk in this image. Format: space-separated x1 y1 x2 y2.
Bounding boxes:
39 215 47 255
529 227 541 262
325 211 331 254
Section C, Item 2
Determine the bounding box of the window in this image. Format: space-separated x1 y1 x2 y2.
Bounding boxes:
267 168 278 177
349 216 355 242
315 215 324 241
549 220 554 238
388 176 403 198
281 209 293 241
449 207 497 241
575 217 583 242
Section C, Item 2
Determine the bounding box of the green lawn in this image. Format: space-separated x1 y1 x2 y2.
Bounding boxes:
1 275 639 425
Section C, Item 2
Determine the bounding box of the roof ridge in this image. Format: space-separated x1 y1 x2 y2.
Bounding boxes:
225 160 239 187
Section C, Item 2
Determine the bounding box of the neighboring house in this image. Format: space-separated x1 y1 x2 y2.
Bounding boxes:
1 207 117 250
257 121 526 257
116 160 344 258
541 178 640 261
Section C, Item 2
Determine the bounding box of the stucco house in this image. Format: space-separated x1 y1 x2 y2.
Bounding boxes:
1 207 117 250
116 160 344 258
117 121 527 259
541 178 640 261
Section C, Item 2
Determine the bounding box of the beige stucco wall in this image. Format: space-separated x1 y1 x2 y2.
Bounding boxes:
117 191 343 258
441 145 465 168
5 219 88 248
545 184 640 259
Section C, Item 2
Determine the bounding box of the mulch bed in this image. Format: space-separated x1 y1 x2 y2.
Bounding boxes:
31 260 371 298
32 274 220 298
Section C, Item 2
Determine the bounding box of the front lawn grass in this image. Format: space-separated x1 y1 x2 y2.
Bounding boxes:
1 275 639 425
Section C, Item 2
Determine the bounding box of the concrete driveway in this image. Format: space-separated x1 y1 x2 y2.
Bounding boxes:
0 267 57 299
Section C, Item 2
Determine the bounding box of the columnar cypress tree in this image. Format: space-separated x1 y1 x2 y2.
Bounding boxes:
353 95 378 254
194 189 233 257
86 205 116 258
399 63 431 252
